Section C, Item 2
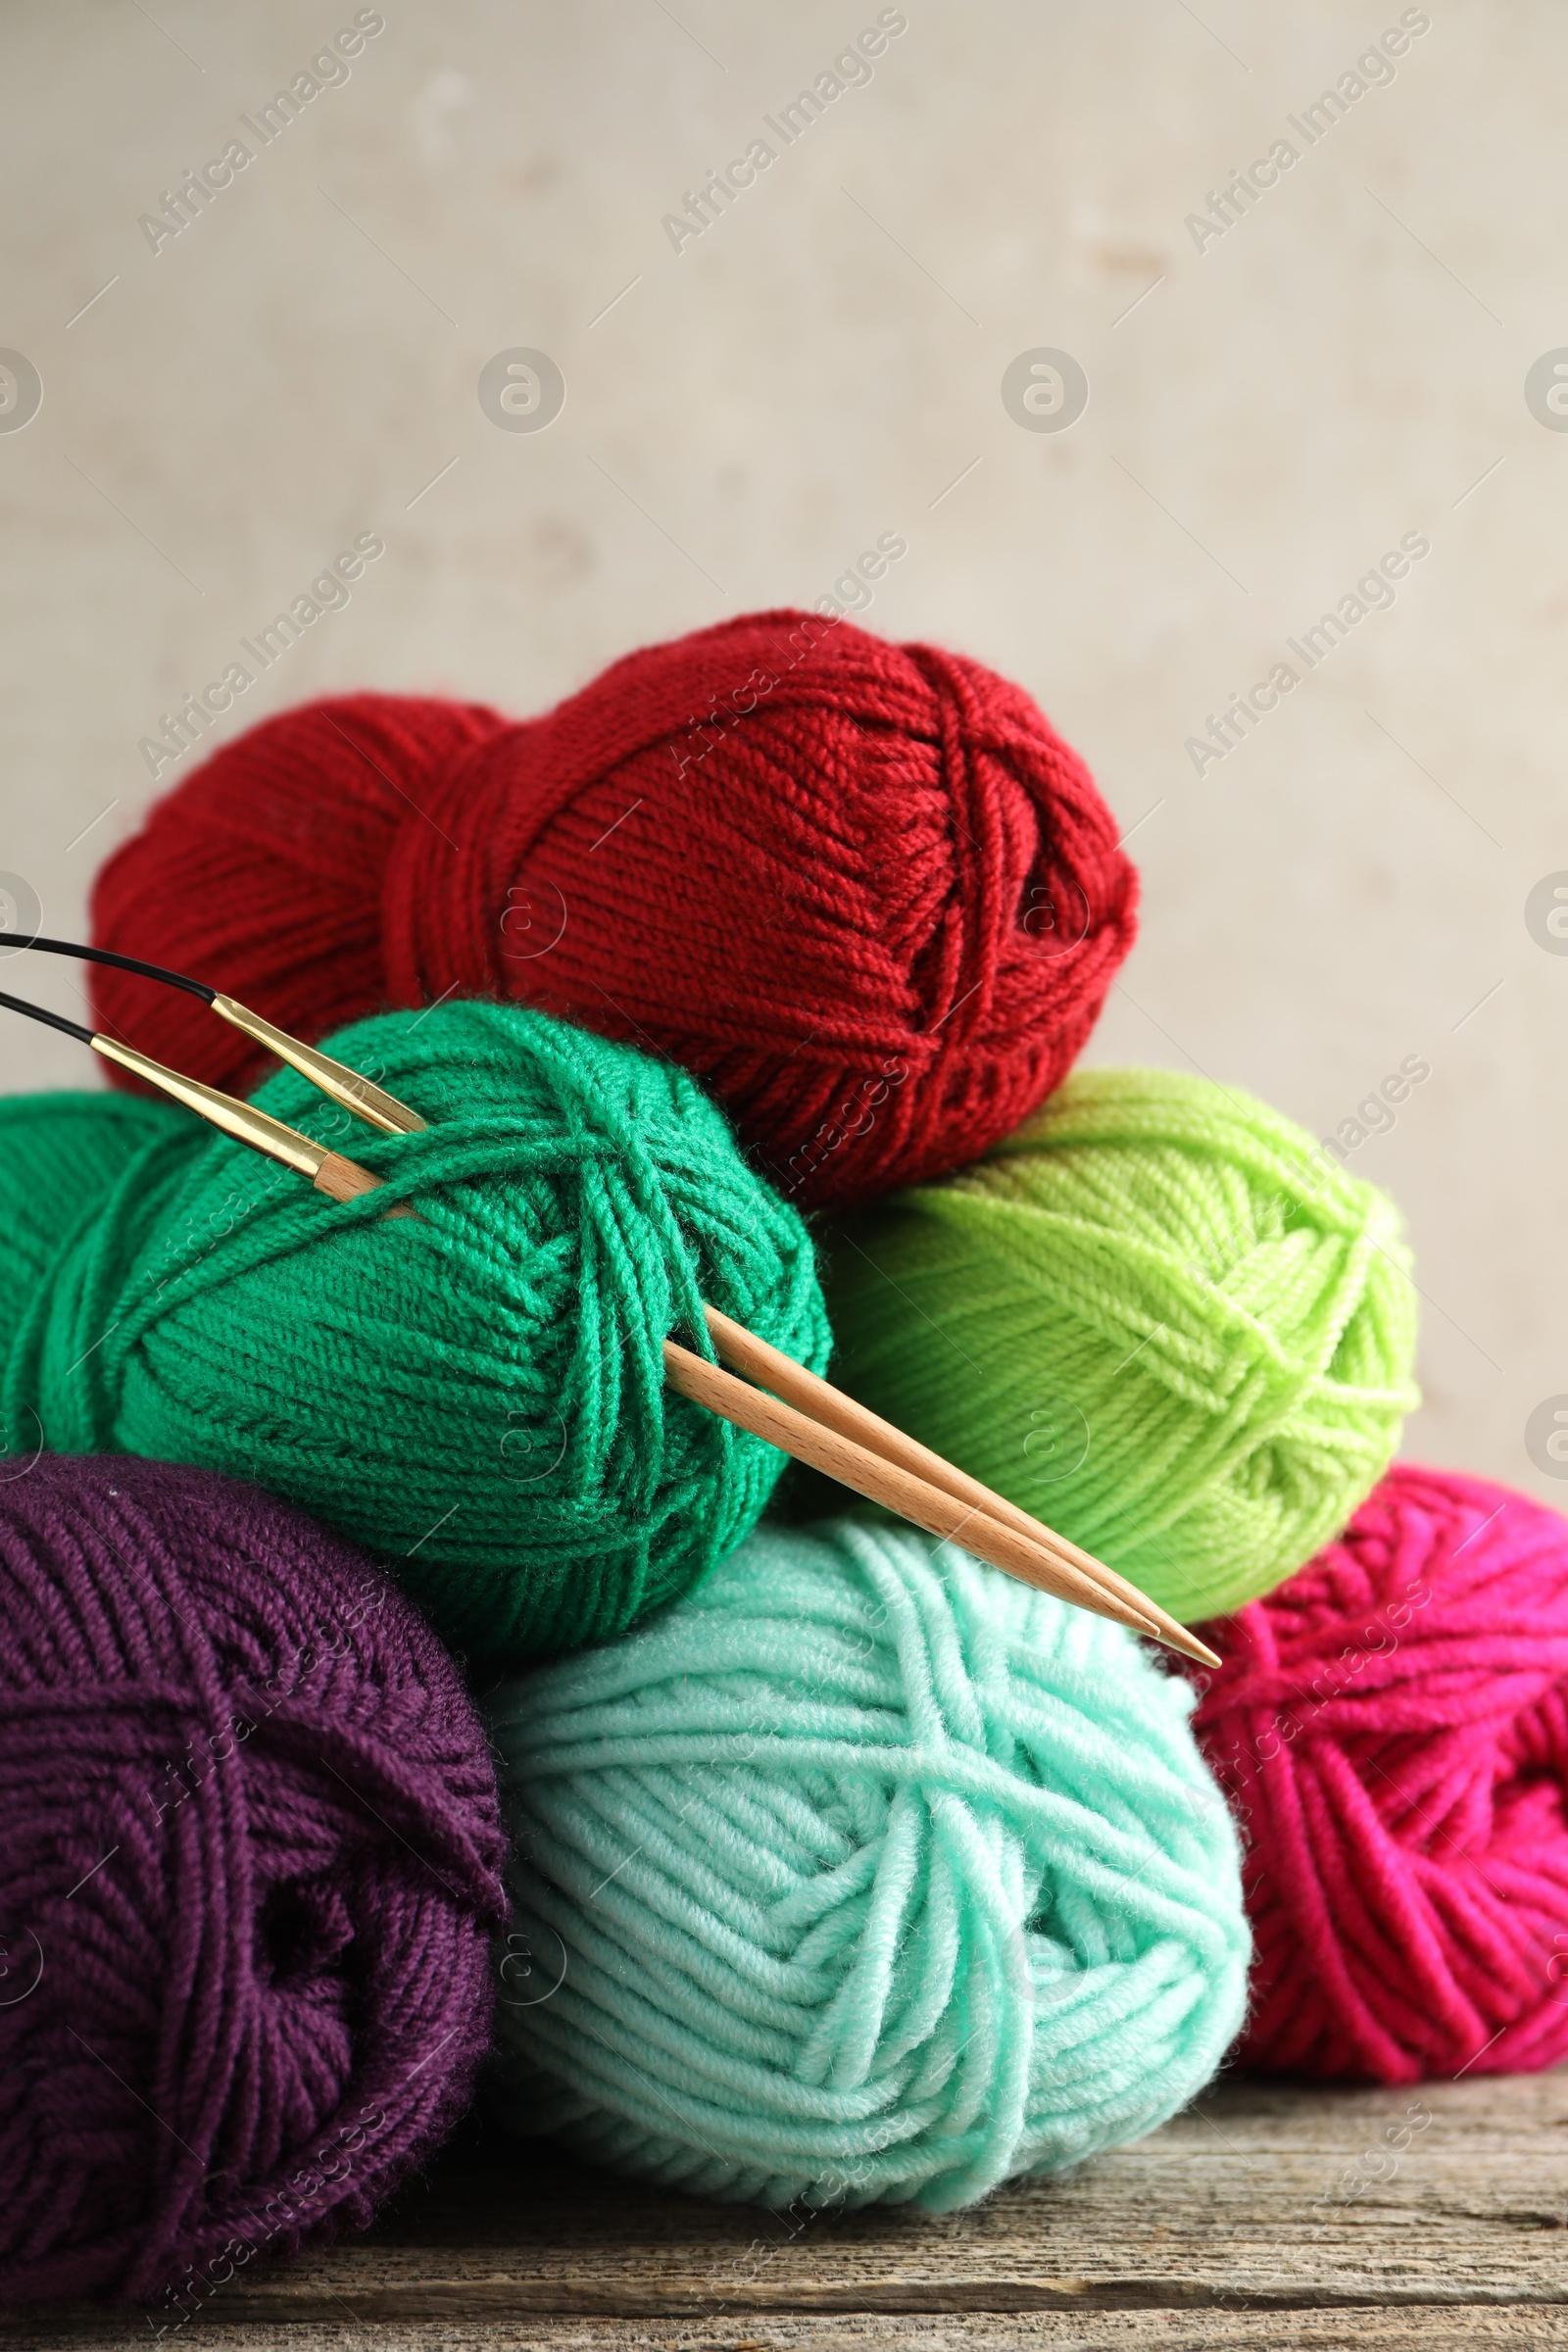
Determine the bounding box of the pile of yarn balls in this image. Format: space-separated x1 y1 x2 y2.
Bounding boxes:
0 610 1558 2311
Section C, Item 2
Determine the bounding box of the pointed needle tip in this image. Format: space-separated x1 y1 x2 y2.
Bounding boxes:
1172 1632 1222 1670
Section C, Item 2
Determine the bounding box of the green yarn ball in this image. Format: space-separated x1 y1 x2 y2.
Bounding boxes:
486 1515 1250 2210
0 1001 828 1663
0 1092 186 1303
823 1067 1419 1624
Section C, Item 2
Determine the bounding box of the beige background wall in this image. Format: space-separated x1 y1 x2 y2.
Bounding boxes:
0 0 1562 1501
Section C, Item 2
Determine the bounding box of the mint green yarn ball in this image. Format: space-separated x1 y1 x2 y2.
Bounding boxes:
822 1067 1418 1625
0 1001 828 1663
485 1516 1250 2210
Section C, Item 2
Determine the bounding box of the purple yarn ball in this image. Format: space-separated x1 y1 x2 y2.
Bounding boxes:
0 1455 508 2309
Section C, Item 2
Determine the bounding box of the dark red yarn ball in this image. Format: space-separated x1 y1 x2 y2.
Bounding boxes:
90 612 1137 1209
1192 1463 1568 2084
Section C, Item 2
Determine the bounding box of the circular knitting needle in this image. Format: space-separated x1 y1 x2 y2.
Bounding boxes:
661 1339 1171 1644
22 936 422 1137
0 987 386 1205
0 944 1211 1663
700 1305 1215 1667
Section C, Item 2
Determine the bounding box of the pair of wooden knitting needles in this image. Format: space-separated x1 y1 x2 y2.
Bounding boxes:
2 936 1218 1669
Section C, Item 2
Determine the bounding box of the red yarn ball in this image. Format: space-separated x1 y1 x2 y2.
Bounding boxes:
90 612 1137 1209
1193 1463 1568 2083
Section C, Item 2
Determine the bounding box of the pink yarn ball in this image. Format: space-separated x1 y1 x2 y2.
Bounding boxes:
1193 1463 1568 2082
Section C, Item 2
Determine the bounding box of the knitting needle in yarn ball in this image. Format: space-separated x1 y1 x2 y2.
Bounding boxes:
1193 1462 1568 2083
88 612 1139 1209
485 1515 1250 2210
0 1453 507 2308
822 1067 1419 1626
0 999 829 1664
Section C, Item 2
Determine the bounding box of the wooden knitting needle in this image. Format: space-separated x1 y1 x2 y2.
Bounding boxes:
699 1305 1212 1666
233 1032 1202 1652
238 1041 1204 1654
153 1043 1198 1642
223 1043 1208 1657
0 948 1216 1665
661 1340 1200 1650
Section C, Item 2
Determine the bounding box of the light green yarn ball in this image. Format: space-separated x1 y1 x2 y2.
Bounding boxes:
486 1516 1250 2211
822 1067 1419 1624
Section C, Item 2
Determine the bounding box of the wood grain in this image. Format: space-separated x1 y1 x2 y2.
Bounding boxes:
5 2073 1565 2349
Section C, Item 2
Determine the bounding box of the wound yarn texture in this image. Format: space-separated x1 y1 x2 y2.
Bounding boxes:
824 1067 1418 1625
0 1092 186 1321
486 1516 1250 2210
1194 1462 1568 2083
0 999 828 1665
88 612 1138 1209
0 1453 507 2307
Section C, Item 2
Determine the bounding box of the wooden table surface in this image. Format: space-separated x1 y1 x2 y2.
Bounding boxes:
6 2071 1568 2351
